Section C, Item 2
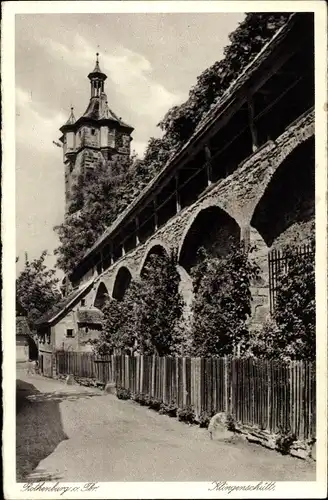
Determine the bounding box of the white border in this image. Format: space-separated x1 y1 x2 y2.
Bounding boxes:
2 1 327 499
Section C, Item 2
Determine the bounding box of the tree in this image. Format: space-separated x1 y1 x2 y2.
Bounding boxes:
159 13 291 145
190 245 260 357
54 151 171 274
92 251 184 356
16 251 61 327
246 244 315 361
134 252 184 355
54 156 140 273
91 290 138 355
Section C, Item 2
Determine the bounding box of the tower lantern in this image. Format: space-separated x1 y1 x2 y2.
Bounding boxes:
88 53 107 97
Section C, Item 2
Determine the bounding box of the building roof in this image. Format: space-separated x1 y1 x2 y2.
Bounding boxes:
88 53 107 80
73 14 298 271
81 92 133 129
65 107 76 125
60 55 133 134
76 307 104 325
35 279 95 327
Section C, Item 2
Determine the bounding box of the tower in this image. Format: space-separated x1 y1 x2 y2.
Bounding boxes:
59 53 134 213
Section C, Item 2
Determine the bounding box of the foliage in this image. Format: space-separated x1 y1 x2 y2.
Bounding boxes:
226 413 237 432
135 251 184 355
190 245 260 357
92 285 140 356
16 250 61 327
198 409 215 428
275 430 297 455
177 405 196 424
245 243 315 361
54 157 136 273
54 143 176 274
116 387 131 400
158 13 291 146
132 393 151 406
148 396 163 412
93 251 184 356
159 400 178 418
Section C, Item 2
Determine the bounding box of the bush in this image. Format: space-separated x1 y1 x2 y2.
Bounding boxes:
198 410 215 428
244 243 315 361
159 400 178 417
148 397 163 412
177 405 196 424
190 245 260 357
116 387 131 400
226 413 237 432
133 393 150 406
275 430 297 455
273 244 315 360
92 251 185 356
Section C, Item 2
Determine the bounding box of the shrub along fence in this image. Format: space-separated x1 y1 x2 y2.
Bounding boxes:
55 351 316 442
268 243 314 313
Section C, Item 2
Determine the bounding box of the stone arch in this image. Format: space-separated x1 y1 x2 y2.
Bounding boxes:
112 266 132 301
178 205 241 273
250 136 314 248
139 241 170 277
93 281 110 310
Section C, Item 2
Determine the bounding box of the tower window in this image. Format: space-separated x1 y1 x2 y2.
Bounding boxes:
91 129 96 136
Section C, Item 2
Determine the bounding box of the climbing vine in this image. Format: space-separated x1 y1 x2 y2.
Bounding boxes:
190 246 260 357
246 241 315 361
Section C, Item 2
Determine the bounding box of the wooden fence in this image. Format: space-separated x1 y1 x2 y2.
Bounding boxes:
55 352 316 441
56 351 115 385
268 243 314 313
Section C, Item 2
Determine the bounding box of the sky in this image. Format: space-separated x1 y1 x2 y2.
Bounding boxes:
15 12 245 278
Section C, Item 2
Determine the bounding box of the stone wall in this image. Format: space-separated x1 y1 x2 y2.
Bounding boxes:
74 110 314 326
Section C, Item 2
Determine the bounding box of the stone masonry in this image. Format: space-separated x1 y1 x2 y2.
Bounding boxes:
78 109 314 324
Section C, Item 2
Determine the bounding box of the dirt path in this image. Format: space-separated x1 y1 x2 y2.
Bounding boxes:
16 368 316 482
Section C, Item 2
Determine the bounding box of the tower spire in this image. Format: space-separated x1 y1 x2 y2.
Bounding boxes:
88 53 107 98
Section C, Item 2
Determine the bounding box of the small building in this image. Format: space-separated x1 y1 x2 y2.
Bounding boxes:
35 279 104 376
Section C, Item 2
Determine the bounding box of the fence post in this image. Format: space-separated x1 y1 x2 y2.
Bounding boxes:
151 355 155 397
224 356 229 413
125 355 129 390
267 360 272 431
182 357 187 407
163 357 167 403
140 355 144 394
51 352 57 378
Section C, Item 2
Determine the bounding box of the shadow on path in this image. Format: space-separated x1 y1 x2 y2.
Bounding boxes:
25 390 104 404
16 380 70 482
